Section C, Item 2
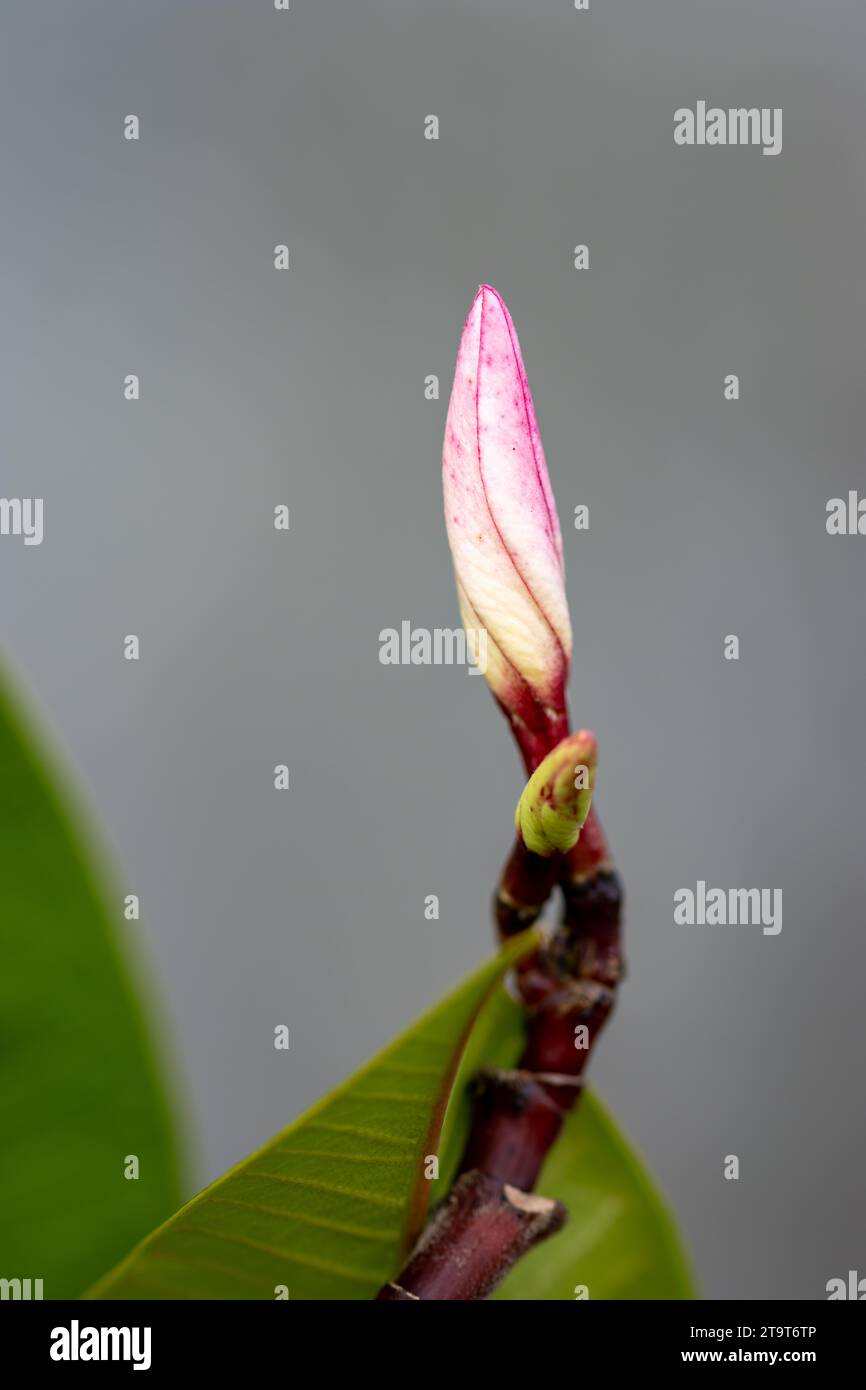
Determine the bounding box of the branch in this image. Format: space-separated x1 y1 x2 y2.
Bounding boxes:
378 1171 566 1301
376 751 624 1300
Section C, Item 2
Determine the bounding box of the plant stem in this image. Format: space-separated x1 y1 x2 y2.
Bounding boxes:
376 811 623 1300
377 1171 566 1301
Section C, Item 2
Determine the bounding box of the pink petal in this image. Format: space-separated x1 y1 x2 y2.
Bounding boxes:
443 286 572 754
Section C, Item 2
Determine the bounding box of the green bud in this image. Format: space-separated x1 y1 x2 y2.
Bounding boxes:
514 731 597 858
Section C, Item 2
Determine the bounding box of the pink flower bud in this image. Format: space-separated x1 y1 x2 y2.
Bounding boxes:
442 286 572 769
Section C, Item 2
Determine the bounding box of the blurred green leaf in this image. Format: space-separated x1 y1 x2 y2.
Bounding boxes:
87 930 538 1300
0 670 184 1297
437 987 696 1300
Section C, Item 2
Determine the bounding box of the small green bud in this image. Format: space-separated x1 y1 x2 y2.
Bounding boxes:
514 731 597 858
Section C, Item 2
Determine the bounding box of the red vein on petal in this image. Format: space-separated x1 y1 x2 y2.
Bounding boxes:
473 288 569 676
456 578 561 746
481 285 560 562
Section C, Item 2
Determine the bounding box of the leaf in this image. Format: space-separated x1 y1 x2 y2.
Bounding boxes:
0 667 184 1297
493 1098 696 1300
86 929 538 1300
436 987 696 1300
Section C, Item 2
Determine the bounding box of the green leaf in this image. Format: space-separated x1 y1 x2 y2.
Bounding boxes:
436 987 696 1300
493 1097 696 1300
0 667 184 1297
86 929 538 1300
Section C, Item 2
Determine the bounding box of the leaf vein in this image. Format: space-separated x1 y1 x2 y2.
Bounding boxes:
305 1121 416 1150
179 1224 375 1284
271 1147 406 1166
208 1195 398 1243
236 1170 405 1210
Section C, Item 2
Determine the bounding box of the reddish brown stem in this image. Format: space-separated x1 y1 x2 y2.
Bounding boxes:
377 837 623 1300
458 855 623 1194
497 696 569 776
377 688 623 1301
378 1171 566 1302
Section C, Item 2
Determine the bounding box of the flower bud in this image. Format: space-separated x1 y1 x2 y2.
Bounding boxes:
514 731 597 858
442 285 572 768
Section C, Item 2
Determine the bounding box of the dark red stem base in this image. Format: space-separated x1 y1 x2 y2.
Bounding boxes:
378 1170 566 1301
376 824 623 1301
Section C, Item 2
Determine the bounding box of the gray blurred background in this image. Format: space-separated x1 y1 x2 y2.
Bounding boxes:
2 0 864 1299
